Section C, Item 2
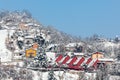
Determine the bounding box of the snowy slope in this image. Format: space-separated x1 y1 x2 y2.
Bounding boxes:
46 52 56 64
32 70 96 80
0 30 12 62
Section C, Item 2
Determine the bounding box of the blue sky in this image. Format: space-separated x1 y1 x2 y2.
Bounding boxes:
0 0 120 38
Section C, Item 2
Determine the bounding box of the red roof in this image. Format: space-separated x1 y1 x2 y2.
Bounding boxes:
62 55 70 64
94 52 103 54
55 54 63 63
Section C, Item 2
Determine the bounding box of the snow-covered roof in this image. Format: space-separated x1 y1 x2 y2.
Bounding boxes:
47 44 58 49
18 36 24 41
34 23 40 27
65 43 76 47
103 41 115 47
25 35 34 39
65 42 84 47
98 58 115 62
46 52 56 62
93 52 104 54
24 23 34 26
73 53 85 56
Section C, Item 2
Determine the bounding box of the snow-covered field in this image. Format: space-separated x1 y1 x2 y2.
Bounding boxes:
109 75 120 80
0 30 12 62
32 70 96 80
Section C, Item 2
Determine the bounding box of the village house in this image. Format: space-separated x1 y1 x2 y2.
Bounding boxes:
65 43 84 52
91 52 104 59
25 48 37 58
24 35 34 48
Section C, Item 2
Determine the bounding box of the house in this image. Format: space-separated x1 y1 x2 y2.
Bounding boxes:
65 43 84 52
25 48 37 58
24 36 34 47
92 52 104 59
18 23 29 31
65 43 77 51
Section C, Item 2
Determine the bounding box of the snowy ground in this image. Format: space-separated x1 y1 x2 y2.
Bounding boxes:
0 30 13 62
109 75 120 80
32 70 96 80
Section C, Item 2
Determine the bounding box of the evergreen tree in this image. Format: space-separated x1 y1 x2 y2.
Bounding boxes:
117 53 120 61
48 70 57 80
115 36 120 43
34 51 48 68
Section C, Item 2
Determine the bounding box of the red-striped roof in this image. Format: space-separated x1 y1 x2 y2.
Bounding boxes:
55 54 99 70
55 54 63 63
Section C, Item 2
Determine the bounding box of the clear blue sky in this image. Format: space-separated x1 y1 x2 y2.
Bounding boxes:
0 0 120 38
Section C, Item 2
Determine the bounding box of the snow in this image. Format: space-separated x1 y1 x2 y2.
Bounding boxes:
47 44 58 49
13 55 22 59
65 43 77 47
1 25 9 29
32 71 49 80
98 58 115 62
2 61 24 68
42 72 49 80
46 52 56 64
66 52 73 56
18 36 24 41
32 70 80 80
103 42 115 47
64 72 79 80
109 75 120 80
65 42 84 48
32 71 39 80
0 11 119 80
25 35 34 39
85 72 96 79
74 52 84 56
0 30 12 62
0 29 102 80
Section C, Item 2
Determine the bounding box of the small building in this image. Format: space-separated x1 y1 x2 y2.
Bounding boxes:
25 48 37 58
92 52 104 59
65 43 77 51
24 36 34 47
65 43 84 52
18 23 29 30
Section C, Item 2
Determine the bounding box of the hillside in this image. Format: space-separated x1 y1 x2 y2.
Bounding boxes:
0 10 80 44
0 10 120 58
0 10 120 80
